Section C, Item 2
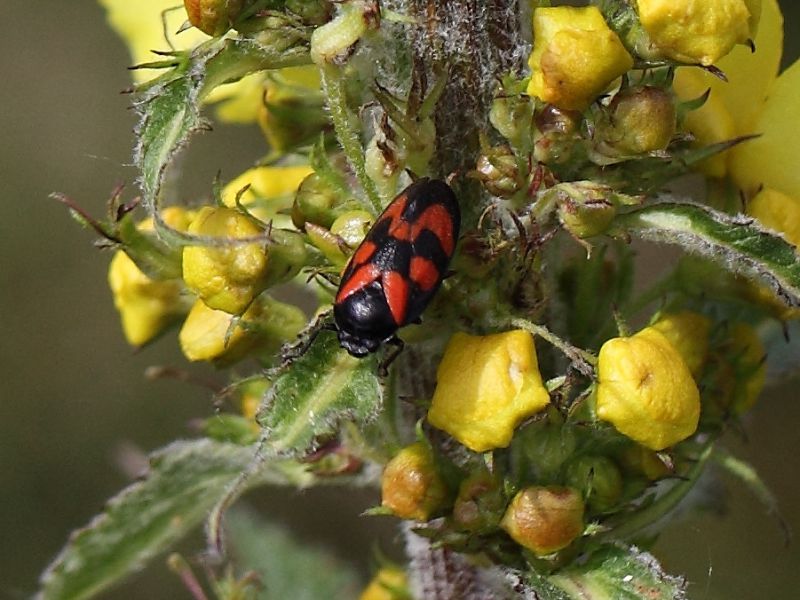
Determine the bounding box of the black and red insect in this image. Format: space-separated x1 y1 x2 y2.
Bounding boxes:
333 178 460 357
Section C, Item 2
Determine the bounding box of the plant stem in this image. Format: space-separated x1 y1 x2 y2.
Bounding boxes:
320 65 384 214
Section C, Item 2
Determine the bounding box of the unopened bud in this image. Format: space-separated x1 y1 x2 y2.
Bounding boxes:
184 0 244 37
501 486 585 556
452 470 505 531
604 86 677 155
381 442 448 521
564 455 623 513
473 145 523 198
553 182 623 239
292 173 351 229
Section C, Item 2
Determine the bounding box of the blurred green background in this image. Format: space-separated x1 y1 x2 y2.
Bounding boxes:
1 2 798 598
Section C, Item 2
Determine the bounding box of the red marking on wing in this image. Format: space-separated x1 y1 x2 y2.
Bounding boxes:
386 203 454 255
336 263 381 303
412 205 454 255
382 270 409 325
410 256 439 291
351 240 377 268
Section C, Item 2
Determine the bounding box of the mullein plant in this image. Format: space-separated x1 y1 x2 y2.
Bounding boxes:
41 0 800 598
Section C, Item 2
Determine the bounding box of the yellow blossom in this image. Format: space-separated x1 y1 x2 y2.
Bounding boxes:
97 0 266 122
650 311 712 376
179 298 259 363
527 6 633 111
747 187 800 247
673 0 796 189
182 207 269 314
359 567 407 600
637 0 758 66
596 327 700 450
381 443 448 521
500 486 585 556
178 295 305 363
428 331 550 452
107 207 194 346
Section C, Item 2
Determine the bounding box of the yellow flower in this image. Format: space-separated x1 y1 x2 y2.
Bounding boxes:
182 207 269 314
673 0 800 194
107 207 194 346
637 0 758 66
179 298 259 363
178 295 305 363
527 6 633 111
747 187 800 247
359 567 407 600
381 443 448 521
428 331 550 452
500 486 585 556
97 0 266 123
650 311 712 376
596 326 700 450
108 252 186 347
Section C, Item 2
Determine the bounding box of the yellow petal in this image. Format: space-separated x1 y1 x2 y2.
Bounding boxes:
650 311 712 376
637 0 755 65
714 0 783 134
204 73 266 124
596 327 700 450
730 58 800 198
747 187 800 247
98 0 208 83
527 7 633 111
428 331 550 452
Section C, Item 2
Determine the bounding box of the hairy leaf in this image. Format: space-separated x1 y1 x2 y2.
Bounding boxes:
616 202 800 307
134 38 310 244
258 329 383 456
226 507 361 600
548 544 687 600
38 439 311 600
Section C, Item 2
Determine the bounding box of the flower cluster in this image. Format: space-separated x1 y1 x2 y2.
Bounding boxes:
58 0 798 596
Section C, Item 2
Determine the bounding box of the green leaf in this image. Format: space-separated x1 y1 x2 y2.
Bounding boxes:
38 439 311 600
616 202 800 308
134 37 310 244
226 507 361 600
548 544 687 600
258 329 383 456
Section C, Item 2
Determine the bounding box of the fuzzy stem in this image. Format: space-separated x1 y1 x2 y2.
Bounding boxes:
320 65 384 214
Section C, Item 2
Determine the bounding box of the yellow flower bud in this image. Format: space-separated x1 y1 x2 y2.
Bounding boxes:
381 442 448 521
747 187 800 248
178 299 257 363
428 331 550 452
182 207 268 315
605 86 677 154
596 327 700 450
527 7 633 111
637 0 757 66
359 567 407 600
650 311 712 376
107 207 195 347
179 294 305 364
108 251 187 347
500 486 585 556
